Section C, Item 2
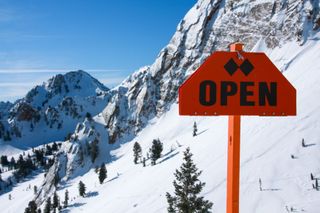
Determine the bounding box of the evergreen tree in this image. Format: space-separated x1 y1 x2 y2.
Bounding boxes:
10 157 16 170
63 190 69 208
166 148 213 213
133 142 142 164
78 181 86 197
90 139 99 163
0 155 9 166
52 142 58 152
28 201 37 213
85 112 93 121
193 122 198 137
98 163 107 184
54 174 59 187
24 207 30 213
45 145 53 156
43 197 51 213
166 193 176 213
149 139 163 165
34 185 38 195
52 191 60 210
142 157 146 167
34 149 44 166
17 154 24 169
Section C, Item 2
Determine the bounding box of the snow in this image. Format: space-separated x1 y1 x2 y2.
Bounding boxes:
4 35 315 213
2 0 320 212
0 172 44 213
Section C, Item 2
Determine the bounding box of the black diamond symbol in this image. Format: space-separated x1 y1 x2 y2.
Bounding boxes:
239 59 254 76
224 59 239 76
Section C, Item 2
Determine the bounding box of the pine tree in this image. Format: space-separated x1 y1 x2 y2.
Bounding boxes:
85 112 92 121
10 157 16 170
149 139 163 165
45 145 52 156
90 139 99 163
98 163 107 184
52 142 58 152
25 207 30 213
34 185 38 195
27 201 37 213
54 174 59 187
166 193 177 213
193 121 198 137
133 142 142 164
166 148 213 212
63 190 69 208
52 191 60 210
0 155 9 166
78 181 86 197
142 157 146 167
43 197 51 213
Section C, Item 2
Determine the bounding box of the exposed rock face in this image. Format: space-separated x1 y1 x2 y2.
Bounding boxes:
103 0 320 144
14 103 40 122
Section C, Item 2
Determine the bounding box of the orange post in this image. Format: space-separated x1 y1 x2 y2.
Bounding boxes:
227 42 243 213
226 115 241 213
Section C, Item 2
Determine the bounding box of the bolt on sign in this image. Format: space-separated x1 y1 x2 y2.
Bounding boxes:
178 43 296 213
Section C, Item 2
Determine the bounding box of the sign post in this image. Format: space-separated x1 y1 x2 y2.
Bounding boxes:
178 42 296 213
227 115 241 213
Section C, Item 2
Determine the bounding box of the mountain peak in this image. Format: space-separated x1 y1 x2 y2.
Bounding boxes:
22 70 109 108
44 70 109 97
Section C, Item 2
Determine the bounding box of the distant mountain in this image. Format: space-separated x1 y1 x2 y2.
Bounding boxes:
0 70 110 150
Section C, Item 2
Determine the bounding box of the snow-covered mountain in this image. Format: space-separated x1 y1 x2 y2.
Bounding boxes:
1 0 320 212
103 0 320 145
0 70 110 154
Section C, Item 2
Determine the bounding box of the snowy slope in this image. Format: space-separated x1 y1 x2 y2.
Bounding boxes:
2 35 315 213
53 36 320 213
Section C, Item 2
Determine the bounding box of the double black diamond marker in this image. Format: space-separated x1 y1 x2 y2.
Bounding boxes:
224 58 254 76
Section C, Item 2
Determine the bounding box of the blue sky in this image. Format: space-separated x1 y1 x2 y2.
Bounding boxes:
0 0 196 102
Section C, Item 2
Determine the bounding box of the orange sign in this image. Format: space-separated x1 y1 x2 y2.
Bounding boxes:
179 49 296 116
